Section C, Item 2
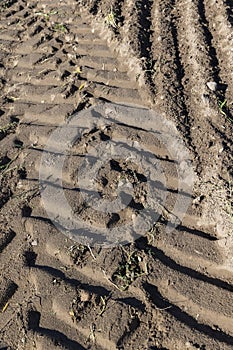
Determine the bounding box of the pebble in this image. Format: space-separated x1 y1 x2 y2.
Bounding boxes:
79 289 91 302
206 81 218 91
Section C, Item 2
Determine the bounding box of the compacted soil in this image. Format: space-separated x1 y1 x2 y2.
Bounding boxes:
0 0 233 349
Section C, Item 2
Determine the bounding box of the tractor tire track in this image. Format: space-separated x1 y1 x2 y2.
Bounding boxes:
0 0 232 349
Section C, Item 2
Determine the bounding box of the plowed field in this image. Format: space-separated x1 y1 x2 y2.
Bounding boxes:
0 0 232 349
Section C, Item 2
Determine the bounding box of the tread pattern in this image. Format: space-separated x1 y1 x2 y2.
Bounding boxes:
0 0 232 349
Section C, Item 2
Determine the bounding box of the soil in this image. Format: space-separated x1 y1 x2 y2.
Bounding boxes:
0 0 233 349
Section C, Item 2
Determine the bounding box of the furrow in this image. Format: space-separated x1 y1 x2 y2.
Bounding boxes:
174 0 233 263
204 0 233 102
150 0 191 141
175 0 223 165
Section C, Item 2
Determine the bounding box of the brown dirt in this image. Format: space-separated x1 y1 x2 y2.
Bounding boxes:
0 0 233 349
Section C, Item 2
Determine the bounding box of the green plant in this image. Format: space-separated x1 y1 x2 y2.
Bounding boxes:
105 8 118 29
35 10 58 21
0 154 18 174
218 99 233 123
146 222 163 244
68 244 89 264
53 23 67 33
0 122 18 140
112 247 147 290
99 296 107 316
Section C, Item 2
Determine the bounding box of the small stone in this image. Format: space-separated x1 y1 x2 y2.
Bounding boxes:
79 289 91 302
65 34 74 42
67 53 75 59
31 240 38 246
140 196 145 203
207 81 218 91
132 213 136 220
219 146 224 153
17 181 23 189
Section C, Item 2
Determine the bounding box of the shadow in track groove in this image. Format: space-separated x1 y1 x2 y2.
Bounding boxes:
1 0 18 10
136 0 156 89
225 0 233 26
27 310 86 350
32 264 145 312
116 297 146 312
151 245 233 292
154 217 218 241
0 280 18 310
33 264 111 297
90 0 102 15
209 121 233 150
112 0 125 28
144 283 233 346
0 230 16 253
176 224 217 241
31 177 193 200
197 0 221 81
135 238 233 292
29 215 111 244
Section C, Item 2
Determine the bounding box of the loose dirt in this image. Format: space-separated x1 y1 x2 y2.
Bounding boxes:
0 0 233 349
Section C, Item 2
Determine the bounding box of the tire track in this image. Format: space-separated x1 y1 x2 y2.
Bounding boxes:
24 220 145 349
159 283 233 336
0 7 27 347
0 0 151 348
225 0 233 26
83 1 233 347
1 0 233 348
0 230 15 253
144 283 233 349
0 278 18 312
0 1 82 348
143 241 233 339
